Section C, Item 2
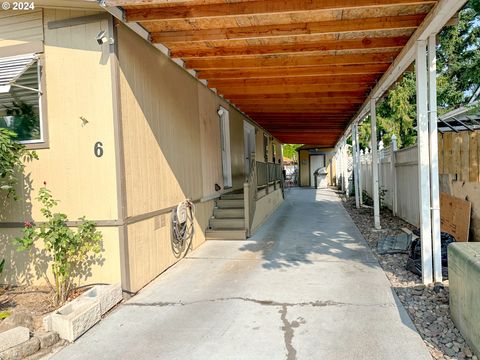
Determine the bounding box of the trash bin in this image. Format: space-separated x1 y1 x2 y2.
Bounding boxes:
314 167 328 189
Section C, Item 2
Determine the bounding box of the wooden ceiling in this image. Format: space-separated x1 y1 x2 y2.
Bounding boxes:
109 0 438 146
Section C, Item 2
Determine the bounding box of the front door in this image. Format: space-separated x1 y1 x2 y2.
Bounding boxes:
244 121 256 175
310 154 325 187
219 107 232 188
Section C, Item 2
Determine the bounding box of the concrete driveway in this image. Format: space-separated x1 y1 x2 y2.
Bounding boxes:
53 188 431 360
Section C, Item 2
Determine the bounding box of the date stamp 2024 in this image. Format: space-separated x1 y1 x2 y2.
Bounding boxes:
2 2 35 10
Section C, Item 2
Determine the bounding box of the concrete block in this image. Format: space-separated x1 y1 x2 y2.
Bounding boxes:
0 337 39 360
82 284 122 315
42 315 52 332
34 331 59 349
51 298 101 342
0 327 30 353
448 242 480 357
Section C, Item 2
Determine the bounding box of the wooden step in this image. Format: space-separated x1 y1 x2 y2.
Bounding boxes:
214 208 245 219
205 229 247 240
220 193 244 200
216 199 244 208
209 218 245 229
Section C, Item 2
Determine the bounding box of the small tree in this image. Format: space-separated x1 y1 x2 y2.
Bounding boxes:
0 128 38 200
15 184 103 305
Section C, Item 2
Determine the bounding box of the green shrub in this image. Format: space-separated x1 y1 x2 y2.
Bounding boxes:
15 185 103 305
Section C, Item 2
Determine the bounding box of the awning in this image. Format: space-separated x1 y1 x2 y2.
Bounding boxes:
0 53 38 94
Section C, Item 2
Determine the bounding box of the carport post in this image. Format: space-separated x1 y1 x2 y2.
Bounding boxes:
370 100 381 229
428 34 442 283
352 124 360 208
355 123 363 205
416 39 433 285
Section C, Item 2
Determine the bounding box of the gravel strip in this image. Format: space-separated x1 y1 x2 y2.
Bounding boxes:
341 195 477 360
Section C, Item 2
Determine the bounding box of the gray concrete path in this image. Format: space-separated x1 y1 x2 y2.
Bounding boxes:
53 188 431 360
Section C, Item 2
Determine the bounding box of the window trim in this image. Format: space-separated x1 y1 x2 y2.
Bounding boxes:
0 44 49 149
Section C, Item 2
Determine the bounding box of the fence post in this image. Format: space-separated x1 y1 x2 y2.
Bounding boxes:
391 135 398 216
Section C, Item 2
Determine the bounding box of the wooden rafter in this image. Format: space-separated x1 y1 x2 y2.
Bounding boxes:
122 0 436 21
151 15 424 43
197 63 390 80
185 51 399 69
170 36 409 58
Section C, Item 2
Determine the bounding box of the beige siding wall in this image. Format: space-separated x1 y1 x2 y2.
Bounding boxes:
0 10 43 47
0 9 121 285
116 23 251 291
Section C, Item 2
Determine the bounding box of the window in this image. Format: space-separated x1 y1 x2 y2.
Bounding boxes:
0 53 45 144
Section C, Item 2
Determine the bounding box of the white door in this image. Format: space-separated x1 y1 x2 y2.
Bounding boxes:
244 121 256 175
219 107 232 188
310 154 325 187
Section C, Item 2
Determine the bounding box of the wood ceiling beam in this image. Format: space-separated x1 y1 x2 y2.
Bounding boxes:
197 63 390 79
151 15 424 43
124 0 436 22
242 107 358 113
227 91 368 100
170 36 409 58
208 74 379 88
219 83 370 95
186 51 398 69
234 98 365 106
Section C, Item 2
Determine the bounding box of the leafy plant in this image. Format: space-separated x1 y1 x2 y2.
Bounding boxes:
15 184 103 305
3 101 40 142
0 259 4 276
0 128 38 200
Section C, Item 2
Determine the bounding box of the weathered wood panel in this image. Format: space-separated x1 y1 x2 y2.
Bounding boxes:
439 130 480 182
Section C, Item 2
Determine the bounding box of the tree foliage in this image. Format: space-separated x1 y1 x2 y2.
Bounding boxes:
282 144 302 161
0 128 38 200
358 1 479 149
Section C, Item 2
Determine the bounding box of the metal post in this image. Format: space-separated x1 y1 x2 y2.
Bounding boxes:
356 124 363 205
391 134 398 216
370 100 381 229
416 39 433 285
352 125 360 208
428 34 442 283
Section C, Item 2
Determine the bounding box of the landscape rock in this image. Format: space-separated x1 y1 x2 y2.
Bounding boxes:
34 331 59 349
0 337 40 360
0 311 34 333
0 327 30 353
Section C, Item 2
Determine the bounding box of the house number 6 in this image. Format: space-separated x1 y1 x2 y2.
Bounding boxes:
94 142 104 158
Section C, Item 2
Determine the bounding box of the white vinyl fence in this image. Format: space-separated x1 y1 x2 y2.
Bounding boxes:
360 143 420 227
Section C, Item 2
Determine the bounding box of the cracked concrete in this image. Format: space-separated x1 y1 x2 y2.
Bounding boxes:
52 189 431 360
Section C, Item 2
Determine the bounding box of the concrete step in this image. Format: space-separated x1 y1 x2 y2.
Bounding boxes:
205 229 247 240
209 218 245 229
220 193 244 200
216 199 244 208
214 208 245 219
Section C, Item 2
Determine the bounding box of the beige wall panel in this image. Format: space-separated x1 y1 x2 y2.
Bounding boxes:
251 189 284 233
126 200 213 292
0 10 43 47
256 129 265 162
299 150 310 186
0 227 122 286
198 84 223 197
118 24 204 217
1 9 118 223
